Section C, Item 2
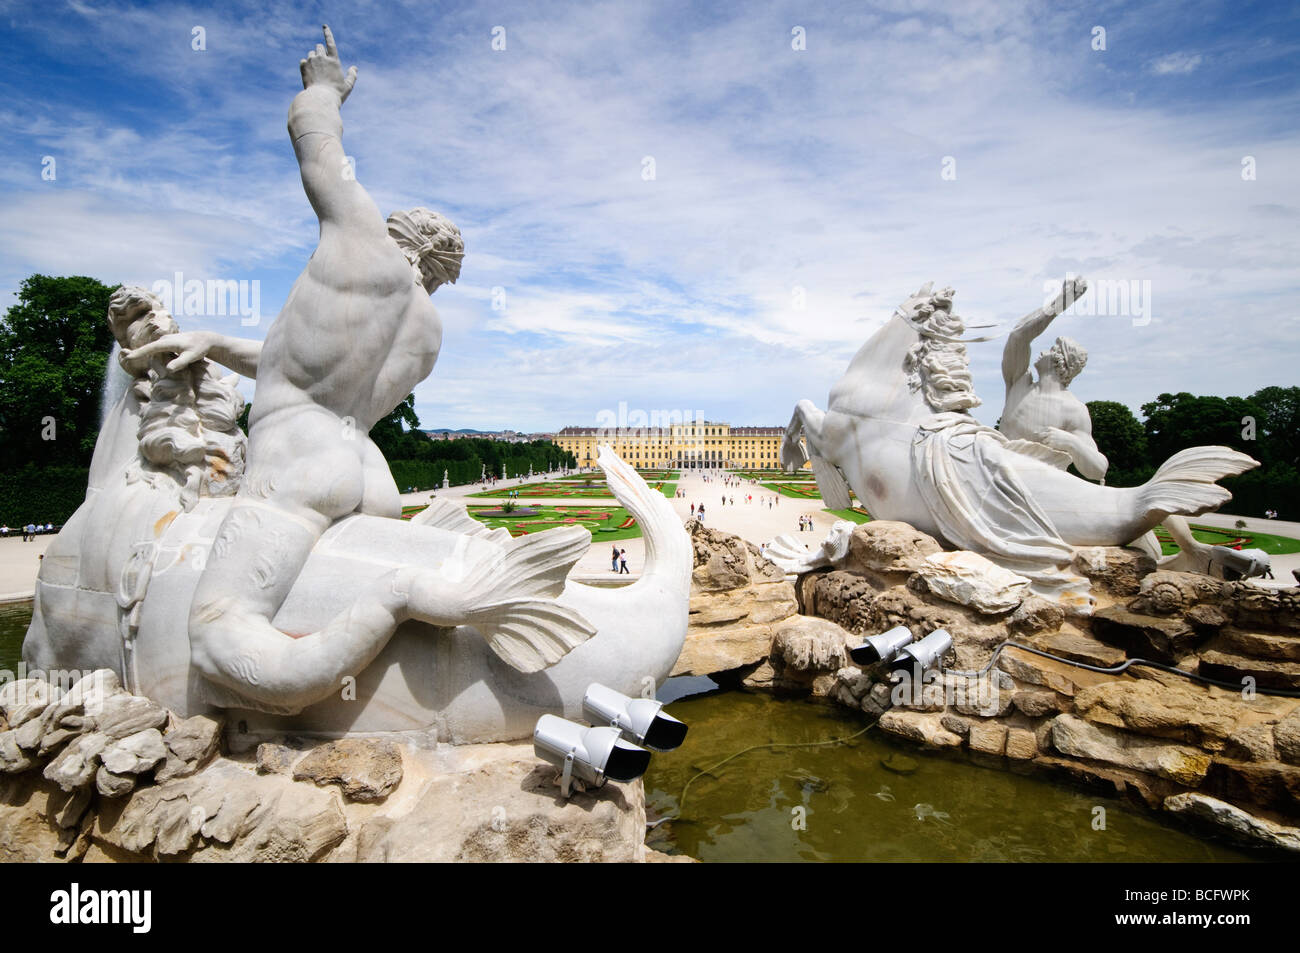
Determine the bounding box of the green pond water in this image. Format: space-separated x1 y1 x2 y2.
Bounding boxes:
0 602 1276 863
644 688 1271 863
0 601 30 674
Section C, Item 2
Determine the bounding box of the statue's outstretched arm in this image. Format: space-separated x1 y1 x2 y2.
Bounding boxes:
121 332 261 379
1002 277 1088 391
288 26 385 236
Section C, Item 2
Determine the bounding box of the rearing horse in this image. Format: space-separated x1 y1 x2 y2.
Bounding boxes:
782 283 1257 596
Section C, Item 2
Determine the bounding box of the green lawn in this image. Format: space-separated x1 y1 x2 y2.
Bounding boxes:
761 480 839 501
469 476 677 499
1153 523 1300 557
402 503 643 541
824 506 873 524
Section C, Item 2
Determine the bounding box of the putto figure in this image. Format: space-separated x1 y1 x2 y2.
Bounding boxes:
25 27 690 739
997 277 1109 482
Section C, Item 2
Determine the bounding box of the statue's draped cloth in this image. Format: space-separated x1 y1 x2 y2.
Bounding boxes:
911 413 1080 592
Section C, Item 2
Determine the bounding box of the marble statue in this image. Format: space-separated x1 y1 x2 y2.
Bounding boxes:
997 278 1108 481
781 281 1257 600
765 520 854 574
23 26 690 743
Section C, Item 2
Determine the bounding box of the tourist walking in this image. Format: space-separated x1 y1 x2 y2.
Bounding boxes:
611 544 620 572
619 549 629 574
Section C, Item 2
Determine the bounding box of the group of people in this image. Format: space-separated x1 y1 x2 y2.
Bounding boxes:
796 514 818 532
609 545 630 574
1 523 54 541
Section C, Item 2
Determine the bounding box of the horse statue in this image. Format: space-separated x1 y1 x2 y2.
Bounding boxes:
780 281 1257 602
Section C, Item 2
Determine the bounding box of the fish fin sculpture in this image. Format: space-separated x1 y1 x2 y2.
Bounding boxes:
446 525 596 673
1136 446 1258 522
411 497 513 545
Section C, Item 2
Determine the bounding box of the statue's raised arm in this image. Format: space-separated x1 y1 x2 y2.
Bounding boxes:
1002 277 1087 394
288 25 383 235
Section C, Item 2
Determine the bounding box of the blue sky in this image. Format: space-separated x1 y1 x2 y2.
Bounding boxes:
1 0 1297 433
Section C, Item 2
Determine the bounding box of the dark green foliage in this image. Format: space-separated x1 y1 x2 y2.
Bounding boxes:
0 275 118 467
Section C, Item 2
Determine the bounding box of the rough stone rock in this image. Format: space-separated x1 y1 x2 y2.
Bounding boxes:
771 616 851 673
93 759 347 861
673 621 779 677
1225 723 1278 763
1090 605 1201 663
943 672 1014 717
48 784 92 829
1012 689 1061 718
0 729 35 774
256 743 299 776
0 678 53 729
804 570 884 634
0 775 78 861
1049 714 1211 785
968 721 1008 755
940 713 971 737
1072 546 1156 596
95 766 137 798
1008 596 1066 635
1032 628 1127 668
93 693 168 741
1071 679 1244 749
1186 604 1230 635
912 551 1029 614
841 521 944 578
1198 650 1300 692
155 715 222 782
739 660 776 690
1163 793 1300 853
877 710 963 748
1276 708 1300 766
1218 628 1300 663
100 728 167 776
42 731 109 792
1128 571 1222 615
996 646 1113 697
1206 760 1300 815
1005 728 1038 760
353 742 645 862
1219 581 1300 631
689 522 760 592
292 738 403 803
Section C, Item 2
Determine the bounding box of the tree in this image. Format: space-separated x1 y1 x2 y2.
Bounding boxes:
0 275 118 466
1247 385 1300 468
1140 392 1264 465
1085 400 1149 486
368 393 422 460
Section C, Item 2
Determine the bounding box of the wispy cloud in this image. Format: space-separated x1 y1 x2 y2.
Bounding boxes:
0 0 1297 433
1149 51 1204 75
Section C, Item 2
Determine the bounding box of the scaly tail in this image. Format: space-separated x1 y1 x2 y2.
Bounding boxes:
409 524 597 673
1136 446 1259 522
595 445 690 596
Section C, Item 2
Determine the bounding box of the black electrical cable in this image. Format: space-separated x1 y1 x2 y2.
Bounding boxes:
946 639 1300 698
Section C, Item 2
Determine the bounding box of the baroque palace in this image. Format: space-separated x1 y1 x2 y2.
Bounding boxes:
554 421 809 471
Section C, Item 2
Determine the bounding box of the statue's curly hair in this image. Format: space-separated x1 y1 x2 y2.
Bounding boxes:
109 286 247 509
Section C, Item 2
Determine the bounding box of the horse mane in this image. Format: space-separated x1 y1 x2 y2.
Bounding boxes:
897 284 982 414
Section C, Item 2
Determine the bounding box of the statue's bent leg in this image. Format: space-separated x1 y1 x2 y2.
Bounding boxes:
188 502 410 714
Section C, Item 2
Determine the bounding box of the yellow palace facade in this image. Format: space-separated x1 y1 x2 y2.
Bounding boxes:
554 421 810 471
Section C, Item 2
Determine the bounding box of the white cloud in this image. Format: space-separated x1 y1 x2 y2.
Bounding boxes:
1 1 1296 434
1149 51 1204 75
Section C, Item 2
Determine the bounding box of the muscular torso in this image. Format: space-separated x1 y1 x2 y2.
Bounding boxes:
251 229 441 431
1001 374 1089 442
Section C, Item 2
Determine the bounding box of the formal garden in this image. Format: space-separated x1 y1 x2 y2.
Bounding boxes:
401 502 642 540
